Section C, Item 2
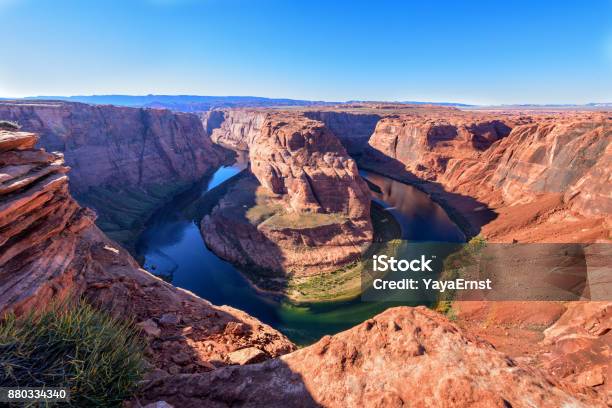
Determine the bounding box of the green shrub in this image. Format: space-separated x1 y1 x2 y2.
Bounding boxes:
0 120 20 130
0 299 145 407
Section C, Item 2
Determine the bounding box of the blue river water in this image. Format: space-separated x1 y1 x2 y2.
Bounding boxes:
136 160 464 345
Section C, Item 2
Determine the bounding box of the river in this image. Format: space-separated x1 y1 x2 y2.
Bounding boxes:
136 159 465 345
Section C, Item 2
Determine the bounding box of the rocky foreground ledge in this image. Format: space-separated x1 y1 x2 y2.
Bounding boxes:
136 306 604 408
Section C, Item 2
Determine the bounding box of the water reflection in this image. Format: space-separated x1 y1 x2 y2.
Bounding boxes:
360 170 465 243
135 162 465 345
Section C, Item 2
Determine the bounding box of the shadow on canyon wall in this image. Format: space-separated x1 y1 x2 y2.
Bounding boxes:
138 354 323 407
193 171 292 294
358 147 498 239
303 111 382 156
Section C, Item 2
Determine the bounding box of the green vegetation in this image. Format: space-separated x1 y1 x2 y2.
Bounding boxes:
0 299 145 407
0 120 21 131
282 202 403 303
263 212 346 230
241 181 345 230
77 180 193 250
436 236 487 316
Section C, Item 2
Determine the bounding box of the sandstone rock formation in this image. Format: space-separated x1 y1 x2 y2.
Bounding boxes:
205 109 267 151
362 110 612 402
363 111 611 242
540 302 611 398
0 100 224 247
303 110 381 155
202 113 373 276
0 129 93 313
137 306 604 408
0 129 295 375
364 113 515 182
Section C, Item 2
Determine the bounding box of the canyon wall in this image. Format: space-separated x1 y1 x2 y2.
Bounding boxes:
2 121 609 407
0 101 224 246
363 112 611 242
202 113 373 277
205 109 267 151
459 119 610 216
0 128 295 374
302 111 381 155
364 114 514 180
204 108 382 157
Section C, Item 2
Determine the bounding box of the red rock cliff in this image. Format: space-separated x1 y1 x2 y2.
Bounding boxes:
0 128 295 375
364 111 611 242
205 109 267 151
202 113 373 276
302 110 381 155
0 100 224 246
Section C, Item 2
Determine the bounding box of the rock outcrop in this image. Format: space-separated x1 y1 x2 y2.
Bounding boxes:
138 306 603 408
0 100 224 247
364 113 515 181
540 302 611 398
205 109 267 151
363 111 611 242
0 129 93 313
0 129 295 374
201 113 373 277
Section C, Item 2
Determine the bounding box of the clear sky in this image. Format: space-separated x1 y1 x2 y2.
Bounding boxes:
1 0 611 104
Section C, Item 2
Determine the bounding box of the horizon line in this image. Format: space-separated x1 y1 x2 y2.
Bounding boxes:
0 94 610 107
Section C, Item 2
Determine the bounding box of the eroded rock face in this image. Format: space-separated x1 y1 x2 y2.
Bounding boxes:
365 114 514 181
440 117 611 212
206 109 267 151
250 114 371 219
540 302 611 398
0 101 222 193
364 111 611 242
0 129 295 374
0 130 93 313
0 100 224 247
303 110 381 155
202 113 373 276
138 306 603 408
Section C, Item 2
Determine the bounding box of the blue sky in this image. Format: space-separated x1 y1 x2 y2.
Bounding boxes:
1 0 611 104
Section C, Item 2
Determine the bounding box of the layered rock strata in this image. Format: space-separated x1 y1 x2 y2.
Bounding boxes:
364 113 515 182
202 113 373 276
0 129 295 374
364 112 611 242
363 111 612 402
0 100 224 247
205 109 267 151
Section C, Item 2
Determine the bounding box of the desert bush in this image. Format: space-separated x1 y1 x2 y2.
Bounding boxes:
0 299 145 407
0 120 21 130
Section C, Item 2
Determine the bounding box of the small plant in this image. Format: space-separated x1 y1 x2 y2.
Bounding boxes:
0 299 145 407
0 120 21 130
